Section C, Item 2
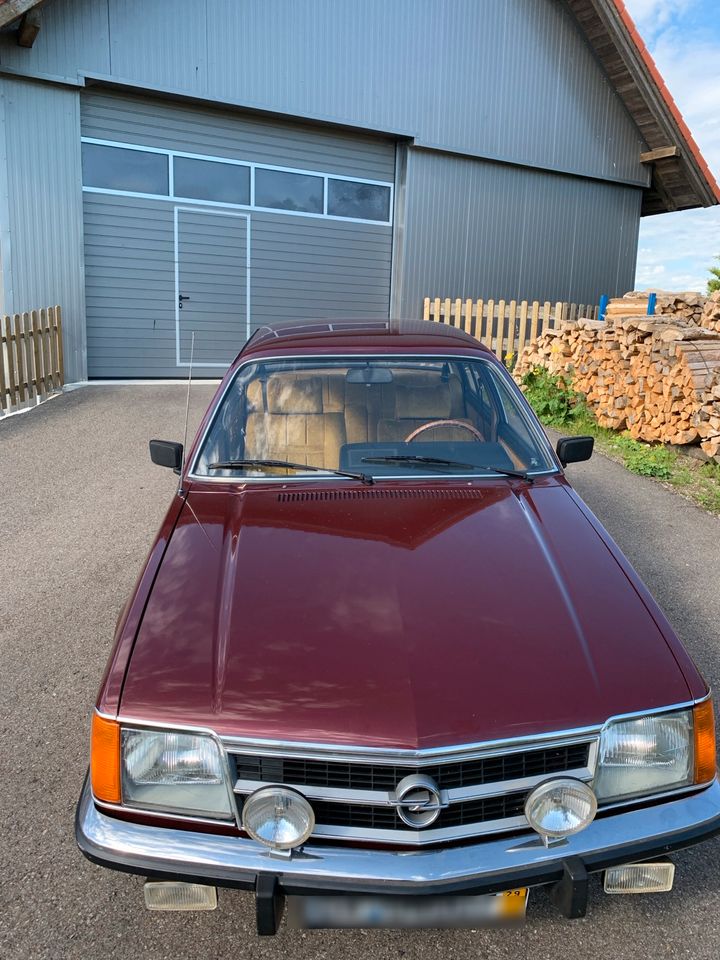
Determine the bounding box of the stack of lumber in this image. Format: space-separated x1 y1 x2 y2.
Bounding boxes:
701 292 720 333
514 294 720 460
606 291 706 326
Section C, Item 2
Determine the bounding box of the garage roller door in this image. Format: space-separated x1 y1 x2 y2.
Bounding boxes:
81 91 395 378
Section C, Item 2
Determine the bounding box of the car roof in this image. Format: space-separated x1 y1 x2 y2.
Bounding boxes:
238 318 493 360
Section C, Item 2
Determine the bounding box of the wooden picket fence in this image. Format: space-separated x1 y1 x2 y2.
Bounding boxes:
423 297 599 363
1 306 64 414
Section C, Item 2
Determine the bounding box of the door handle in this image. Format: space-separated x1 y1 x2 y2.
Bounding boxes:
179 294 190 310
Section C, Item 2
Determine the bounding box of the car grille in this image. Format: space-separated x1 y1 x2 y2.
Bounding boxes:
232 742 590 792
226 738 597 847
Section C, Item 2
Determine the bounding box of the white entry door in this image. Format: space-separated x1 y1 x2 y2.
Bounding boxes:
175 207 250 367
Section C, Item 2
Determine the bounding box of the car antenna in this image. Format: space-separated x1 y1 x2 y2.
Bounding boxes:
178 331 195 496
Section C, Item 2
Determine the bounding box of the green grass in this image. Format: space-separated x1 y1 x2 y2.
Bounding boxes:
520 367 720 514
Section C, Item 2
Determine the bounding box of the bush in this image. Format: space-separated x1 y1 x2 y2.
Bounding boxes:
520 367 587 428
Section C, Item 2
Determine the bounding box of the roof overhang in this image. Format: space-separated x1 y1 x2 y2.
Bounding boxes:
566 0 720 214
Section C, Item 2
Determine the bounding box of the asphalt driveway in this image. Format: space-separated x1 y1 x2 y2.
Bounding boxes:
1 385 719 960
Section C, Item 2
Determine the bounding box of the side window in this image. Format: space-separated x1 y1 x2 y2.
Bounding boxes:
254 169 323 213
81 142 169 194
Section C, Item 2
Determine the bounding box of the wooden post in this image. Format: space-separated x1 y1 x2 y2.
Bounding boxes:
22 312 32 399
463 298 473 335
484 300 495 349
40 307 52 391
0 319 7 410
49 307 59 390
14 314 26 403
496 300 506 359
474 299 483 340
4 315 17 408
530 301 540 342
442 297 451 324
423 297 430 321
506 300 517 361
453 298 462 328
554 301 563 330
541 301 552 336
55 306 64 385
31 310 42 398
517 300 529 356
433 297 440 325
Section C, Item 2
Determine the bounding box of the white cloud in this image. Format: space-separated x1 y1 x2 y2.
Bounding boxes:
635 208 720 292
624 0 694 40
624 2 720 294
649 32 720 175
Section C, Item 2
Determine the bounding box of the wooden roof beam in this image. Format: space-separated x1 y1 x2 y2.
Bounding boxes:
16 7 40 47
0 0 44 29
640 146 679 163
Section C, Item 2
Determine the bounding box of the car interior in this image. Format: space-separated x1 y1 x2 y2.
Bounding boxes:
198 360 549 476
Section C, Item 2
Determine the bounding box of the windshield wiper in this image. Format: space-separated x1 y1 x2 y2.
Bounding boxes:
361 455 532 481
208 458 374 485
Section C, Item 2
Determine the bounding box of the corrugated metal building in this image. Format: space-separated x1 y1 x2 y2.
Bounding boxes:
0 0 717 380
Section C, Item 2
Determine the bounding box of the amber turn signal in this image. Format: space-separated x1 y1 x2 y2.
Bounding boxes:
91 713 121 804
693 698 716 785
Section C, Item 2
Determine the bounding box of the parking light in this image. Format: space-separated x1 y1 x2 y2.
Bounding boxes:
91 713 121 804
693 698 716 784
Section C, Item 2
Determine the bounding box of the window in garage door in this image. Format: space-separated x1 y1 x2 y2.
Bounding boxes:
175 207 250 367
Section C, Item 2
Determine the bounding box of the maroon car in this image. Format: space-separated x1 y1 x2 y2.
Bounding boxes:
77 319 718 934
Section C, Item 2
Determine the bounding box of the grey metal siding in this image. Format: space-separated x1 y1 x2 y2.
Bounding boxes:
80 90 396 181
0 0 648 188
82 92 393 377
399 149 642 313
0 76 86 381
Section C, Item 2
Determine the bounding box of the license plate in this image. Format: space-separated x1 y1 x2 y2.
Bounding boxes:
287 888 529 930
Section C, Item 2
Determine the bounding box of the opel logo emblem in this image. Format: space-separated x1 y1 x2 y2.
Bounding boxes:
393 774 444 828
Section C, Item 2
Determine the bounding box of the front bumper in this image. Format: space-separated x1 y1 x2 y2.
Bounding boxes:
76 777 720 897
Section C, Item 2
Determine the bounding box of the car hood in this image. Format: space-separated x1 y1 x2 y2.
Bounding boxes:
120 480 691 746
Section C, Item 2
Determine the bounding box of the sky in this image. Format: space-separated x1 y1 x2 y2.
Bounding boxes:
624 0 720 293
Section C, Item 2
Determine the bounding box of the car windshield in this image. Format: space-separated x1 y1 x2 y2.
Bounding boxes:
192 356 556 479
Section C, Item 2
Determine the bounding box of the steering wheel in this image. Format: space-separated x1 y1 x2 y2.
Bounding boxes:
405 419 484 442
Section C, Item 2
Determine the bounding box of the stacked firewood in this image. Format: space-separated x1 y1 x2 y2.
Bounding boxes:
701 292 720 333
514 294 720 460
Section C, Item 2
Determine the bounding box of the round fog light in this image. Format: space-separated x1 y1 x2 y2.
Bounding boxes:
525 778 597 840
242 786 315 850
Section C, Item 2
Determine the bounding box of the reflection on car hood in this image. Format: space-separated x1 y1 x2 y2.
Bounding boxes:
120 480 691 746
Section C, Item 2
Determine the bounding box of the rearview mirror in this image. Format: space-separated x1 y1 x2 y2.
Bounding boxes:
346 366 394 384
149 439 183 473
556 435 594 467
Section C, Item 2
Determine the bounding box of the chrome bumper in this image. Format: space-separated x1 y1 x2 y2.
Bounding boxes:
76 778 720 896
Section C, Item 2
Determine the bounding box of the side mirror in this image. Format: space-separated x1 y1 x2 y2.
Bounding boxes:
556 435 594 467
149 439 183 473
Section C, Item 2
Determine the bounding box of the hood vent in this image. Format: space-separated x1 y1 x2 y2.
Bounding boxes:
277 488 484 503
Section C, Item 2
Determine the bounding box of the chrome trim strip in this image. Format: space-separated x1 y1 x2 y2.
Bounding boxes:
184 351 560 482
221 729 604 765
93 798 235 829
310 816 530 846
77 778 720 888
232 765 595 807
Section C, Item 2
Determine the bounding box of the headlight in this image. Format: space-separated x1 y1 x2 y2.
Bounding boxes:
524 778 597 840
594 709 693 802
121 729 232 820
242 786 315 850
